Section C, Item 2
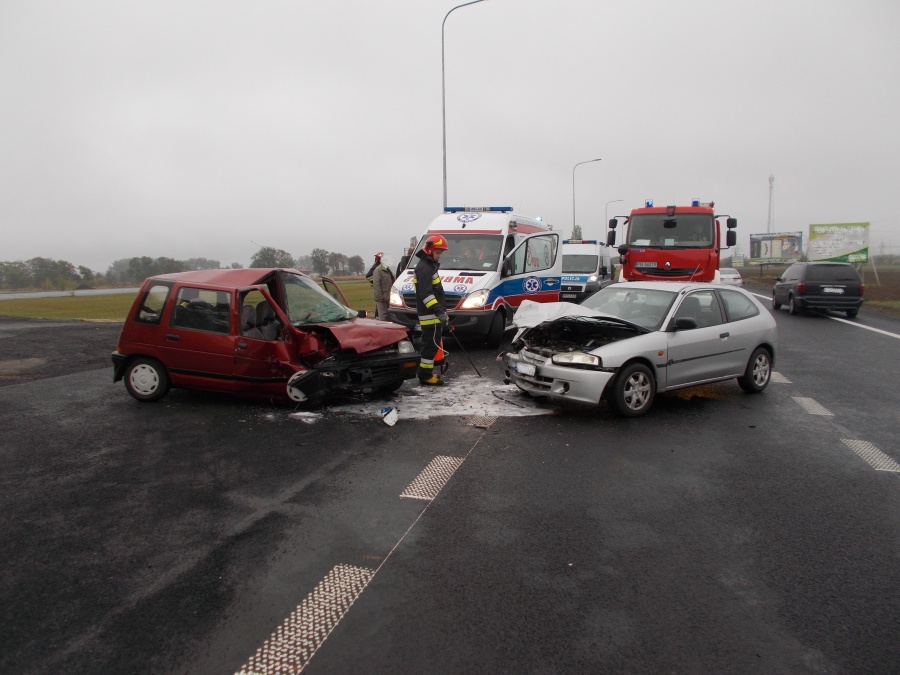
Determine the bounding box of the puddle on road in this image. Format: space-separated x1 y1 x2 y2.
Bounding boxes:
282 374 557 424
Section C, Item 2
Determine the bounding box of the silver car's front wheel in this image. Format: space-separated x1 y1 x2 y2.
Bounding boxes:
609 362 655 418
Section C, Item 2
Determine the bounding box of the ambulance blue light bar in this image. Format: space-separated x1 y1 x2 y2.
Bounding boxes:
444 206 513 213
645 199 654 207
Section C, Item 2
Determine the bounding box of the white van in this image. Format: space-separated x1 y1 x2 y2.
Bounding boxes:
560 239 616 303
388 207 563 347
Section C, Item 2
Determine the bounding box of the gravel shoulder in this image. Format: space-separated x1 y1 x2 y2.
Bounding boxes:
0 317 123 386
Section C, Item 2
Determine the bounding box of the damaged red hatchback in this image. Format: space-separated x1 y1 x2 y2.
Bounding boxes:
112 268 420 404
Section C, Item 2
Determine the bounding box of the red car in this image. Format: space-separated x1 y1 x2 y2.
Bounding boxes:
112 268 419 404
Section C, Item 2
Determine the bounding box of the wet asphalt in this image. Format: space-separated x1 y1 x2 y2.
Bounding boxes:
0 306 898 674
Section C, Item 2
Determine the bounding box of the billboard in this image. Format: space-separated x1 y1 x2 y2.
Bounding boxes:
749 232 803 264
809 223 869 263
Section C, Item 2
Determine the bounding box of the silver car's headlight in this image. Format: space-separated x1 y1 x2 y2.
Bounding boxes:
389 288 404 307
551 351 601 368
397 339 416 354
460 289 489 309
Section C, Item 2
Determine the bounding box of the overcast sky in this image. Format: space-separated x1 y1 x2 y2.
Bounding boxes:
2 0 899 272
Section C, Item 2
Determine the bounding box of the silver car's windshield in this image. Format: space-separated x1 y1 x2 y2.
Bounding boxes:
281 273 356 325
582 286 677 330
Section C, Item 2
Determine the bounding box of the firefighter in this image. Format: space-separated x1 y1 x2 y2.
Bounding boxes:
414 235 449 385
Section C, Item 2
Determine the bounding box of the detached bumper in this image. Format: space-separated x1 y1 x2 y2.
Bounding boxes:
502 350 614 406
288 352 419 401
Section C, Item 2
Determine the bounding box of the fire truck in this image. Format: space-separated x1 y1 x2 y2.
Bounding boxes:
606 200 736 283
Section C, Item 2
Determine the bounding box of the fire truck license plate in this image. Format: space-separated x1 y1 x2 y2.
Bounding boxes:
635 262 657 268
515 362 536 376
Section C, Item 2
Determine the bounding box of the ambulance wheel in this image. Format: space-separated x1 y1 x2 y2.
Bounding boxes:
486 311 505 349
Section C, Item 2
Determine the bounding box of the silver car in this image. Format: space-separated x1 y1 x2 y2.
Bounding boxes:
502 281 777 417
719 267 744 286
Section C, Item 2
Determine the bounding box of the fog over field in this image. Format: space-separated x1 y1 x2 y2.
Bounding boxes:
2 0 899 272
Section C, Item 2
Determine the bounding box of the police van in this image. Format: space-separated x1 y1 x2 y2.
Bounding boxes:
388 206 562 348
560 239 616 303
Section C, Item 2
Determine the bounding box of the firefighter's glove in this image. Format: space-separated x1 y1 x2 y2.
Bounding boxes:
438 314 449 327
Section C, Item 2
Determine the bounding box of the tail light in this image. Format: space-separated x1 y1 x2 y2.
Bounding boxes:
797 281 806 293
860 282 865 296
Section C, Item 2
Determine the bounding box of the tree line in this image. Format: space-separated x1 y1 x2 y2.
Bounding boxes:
0 247 371 291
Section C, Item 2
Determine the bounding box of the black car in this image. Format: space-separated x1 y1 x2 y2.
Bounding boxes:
772 262 864 318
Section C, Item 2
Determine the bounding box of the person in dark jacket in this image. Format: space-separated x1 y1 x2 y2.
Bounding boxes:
365 252 383 285
414 235 449 385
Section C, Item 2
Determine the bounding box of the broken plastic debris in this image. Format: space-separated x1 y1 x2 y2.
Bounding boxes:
381 406 398 426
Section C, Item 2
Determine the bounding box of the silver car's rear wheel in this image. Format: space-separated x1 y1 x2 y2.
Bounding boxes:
609 362 655 417
737 347 771 393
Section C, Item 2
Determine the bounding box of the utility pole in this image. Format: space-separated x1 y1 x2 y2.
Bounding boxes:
767 174 775 233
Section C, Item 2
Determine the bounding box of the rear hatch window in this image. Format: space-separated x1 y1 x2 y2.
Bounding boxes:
806 265 862 295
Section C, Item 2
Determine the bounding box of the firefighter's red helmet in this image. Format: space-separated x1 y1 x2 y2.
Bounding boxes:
422 235 449 255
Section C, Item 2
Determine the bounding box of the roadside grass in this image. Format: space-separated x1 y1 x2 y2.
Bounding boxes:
0 279 378 321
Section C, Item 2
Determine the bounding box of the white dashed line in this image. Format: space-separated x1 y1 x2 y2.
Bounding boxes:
771 371 791 383
792 396 833 416
400 455 465 500
842 439 900 472
235 563 374 675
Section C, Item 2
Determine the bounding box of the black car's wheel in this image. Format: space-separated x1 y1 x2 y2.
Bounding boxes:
485 311 505 349
772 294 781 310
609 362 655 417
124 357 169 402
788 295 801 315
737 347 772 393
845 309 859 318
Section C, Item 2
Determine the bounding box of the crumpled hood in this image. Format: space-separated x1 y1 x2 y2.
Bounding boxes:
321 318 409 353
514 299 614 328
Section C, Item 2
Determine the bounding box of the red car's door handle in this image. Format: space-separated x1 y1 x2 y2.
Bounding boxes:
165 334 180 341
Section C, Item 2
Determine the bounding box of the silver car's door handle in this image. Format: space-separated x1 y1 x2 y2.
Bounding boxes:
719 332 730 338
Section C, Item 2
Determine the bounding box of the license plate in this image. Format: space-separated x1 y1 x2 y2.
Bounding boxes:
515 362 536 376
635 262 657 268
560 293 577 299
822 287 844 294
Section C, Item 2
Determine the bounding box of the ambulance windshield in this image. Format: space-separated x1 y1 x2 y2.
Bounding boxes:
407 234 504 271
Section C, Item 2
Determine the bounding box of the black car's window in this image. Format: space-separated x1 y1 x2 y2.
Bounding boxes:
170 287 231 333
134 283 170 324
719 290 760 322
806 265 860 282
673 290 723 328
784 265 802 281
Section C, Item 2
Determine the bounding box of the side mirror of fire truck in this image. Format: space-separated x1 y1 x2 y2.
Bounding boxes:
726 230 737 247
606 230 616 247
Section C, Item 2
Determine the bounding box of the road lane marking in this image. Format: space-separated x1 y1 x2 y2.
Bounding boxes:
749 291 900 340
842 439 900 472
400 455 465 500
771 371 791 383
234 563 374 675
793 396 833 416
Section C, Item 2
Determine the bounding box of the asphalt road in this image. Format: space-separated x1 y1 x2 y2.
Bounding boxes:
0 304 898 674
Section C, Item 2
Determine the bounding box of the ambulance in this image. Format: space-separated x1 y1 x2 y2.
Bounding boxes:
387 206 562 348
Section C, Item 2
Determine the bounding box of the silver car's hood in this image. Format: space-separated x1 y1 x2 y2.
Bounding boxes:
513 299 645 337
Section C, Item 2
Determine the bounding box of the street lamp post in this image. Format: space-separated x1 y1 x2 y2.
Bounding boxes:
572 158 601 231
443 0 488 209
605 199 623 228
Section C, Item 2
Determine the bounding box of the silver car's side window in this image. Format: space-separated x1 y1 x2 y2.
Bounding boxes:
719 290 760 322
674 290 723 329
